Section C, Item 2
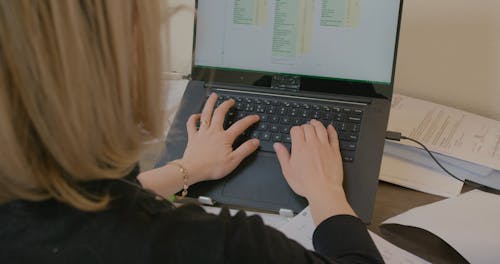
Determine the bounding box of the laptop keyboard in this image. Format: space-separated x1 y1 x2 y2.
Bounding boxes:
213 92 364 162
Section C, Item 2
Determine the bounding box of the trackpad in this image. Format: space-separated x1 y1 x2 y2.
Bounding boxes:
221 152 292 205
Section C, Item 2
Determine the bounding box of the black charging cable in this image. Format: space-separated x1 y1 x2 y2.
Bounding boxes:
385 131 466 183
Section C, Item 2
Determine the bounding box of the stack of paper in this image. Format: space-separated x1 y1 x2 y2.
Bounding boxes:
380 94 500 197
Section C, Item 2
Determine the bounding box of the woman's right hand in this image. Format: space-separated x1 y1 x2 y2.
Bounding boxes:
273 120 356 225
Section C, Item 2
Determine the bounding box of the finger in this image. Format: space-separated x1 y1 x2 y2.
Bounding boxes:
273 142 291 175
200 93 218 129
310 119 329 143
211 99 235 129
327 124 340 149
302 124 317 142
226 115 260 140
186 114 201 139
290 126 305 145
230 138 260 165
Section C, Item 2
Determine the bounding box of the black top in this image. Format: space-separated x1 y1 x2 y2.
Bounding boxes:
0 168 383 263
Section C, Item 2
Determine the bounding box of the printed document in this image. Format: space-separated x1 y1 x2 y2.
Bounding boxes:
388 94 500 171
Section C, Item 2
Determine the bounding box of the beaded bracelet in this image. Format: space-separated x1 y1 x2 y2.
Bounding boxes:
169 161 189 199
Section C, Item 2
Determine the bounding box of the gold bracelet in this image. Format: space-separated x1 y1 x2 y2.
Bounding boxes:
169 161 189 199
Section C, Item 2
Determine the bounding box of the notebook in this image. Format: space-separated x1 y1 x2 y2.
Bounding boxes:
156 0 403 223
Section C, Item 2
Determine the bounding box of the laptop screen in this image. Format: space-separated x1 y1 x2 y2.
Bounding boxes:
194 0 402 85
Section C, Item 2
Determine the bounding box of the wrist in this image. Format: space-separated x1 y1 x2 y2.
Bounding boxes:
173 158 205 185
306 187 357 225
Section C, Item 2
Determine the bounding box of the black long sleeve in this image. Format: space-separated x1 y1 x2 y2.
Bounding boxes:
0 178 384 264
146 204 383 263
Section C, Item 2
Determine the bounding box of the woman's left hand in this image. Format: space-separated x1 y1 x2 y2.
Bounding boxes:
179 93 260 184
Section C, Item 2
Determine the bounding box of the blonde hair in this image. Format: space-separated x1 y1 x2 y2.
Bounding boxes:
0 0 165 211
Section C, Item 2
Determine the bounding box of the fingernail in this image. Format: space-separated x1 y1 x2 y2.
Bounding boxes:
253 139 260 145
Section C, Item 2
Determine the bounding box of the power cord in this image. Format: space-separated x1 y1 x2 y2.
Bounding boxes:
385 131 465 183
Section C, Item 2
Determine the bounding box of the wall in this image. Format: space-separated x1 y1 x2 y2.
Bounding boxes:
163 0 195 78
163 0 500 120
394 0 500 120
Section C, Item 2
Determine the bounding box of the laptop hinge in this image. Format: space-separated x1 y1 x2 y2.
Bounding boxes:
198 196 215 206
279 208 295 217
270 75 300 92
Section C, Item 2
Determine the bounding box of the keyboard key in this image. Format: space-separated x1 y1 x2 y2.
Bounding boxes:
236 112 247 119
341 151 355 162
257 123 269 131
256 105 265 113
261 132 271 141
342 108 353 114
235 102 243 110
278 107 287 115
270 124 279 132
270 115 279 123
340 142 357 151
272 133 282 142
348 116 361 123
334 113 346 122
280 125 291 134
251 131 260 139
353 109 364 115
280 117 291 124
266 106 275 114
339 133 358 142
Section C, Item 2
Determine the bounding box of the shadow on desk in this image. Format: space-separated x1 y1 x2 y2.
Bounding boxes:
381 224 469 264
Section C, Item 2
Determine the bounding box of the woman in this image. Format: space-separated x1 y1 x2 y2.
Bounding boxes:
0 1 383 263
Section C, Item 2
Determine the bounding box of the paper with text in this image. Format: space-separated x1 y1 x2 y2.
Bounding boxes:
388 94 500 171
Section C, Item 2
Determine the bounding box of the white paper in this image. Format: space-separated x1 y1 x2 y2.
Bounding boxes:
201 205 291 230
368 231 430 264
380 141 464 198
278 207 315 250
279 207 429 263
388 94 500 171
383 190 500 264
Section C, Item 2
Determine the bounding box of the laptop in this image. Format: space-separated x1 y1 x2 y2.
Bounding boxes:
156 0 403 223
